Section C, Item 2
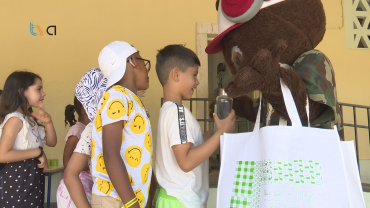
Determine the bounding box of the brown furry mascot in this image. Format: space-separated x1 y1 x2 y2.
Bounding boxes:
206 0 343 139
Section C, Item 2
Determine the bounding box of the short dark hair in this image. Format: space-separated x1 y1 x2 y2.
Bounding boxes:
156 45 200 85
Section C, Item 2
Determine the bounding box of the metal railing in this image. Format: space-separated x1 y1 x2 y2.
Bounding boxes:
339 102 370 172
161 98 370 172
160 98 252 133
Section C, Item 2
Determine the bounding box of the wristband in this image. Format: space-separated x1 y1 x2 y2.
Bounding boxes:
37 146 43 158
122 197 138 208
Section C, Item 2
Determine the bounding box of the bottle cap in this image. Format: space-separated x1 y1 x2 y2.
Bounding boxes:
218 88 228 96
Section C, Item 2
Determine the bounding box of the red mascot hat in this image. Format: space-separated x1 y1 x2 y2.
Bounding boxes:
206 0 285 54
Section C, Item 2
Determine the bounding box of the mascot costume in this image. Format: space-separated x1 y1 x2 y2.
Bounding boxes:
206 0 343 139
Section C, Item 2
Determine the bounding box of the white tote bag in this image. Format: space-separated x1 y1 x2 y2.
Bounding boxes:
217 79 365 208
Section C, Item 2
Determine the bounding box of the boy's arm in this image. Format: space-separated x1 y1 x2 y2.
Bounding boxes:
64 152 91 208
172 110 235 172
203 129 214 141
145 173 158 208
103 121 140 208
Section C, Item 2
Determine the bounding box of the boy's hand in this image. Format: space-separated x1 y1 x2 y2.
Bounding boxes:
38 152 49 170
213 110 236 134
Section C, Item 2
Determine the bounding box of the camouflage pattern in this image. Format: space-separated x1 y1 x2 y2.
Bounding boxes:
253 50 344 139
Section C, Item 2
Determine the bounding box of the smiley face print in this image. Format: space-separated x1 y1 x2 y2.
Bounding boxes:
95 153 107 174
94 110 102 132
113 85 130 95
134 188 145 208
141 163 150 184
130 113 146 135
125 145 142 167
107 99 127 120
96 178 114 196
127 100 135 117
91 137 96 159
133 94 145 110
128 172 135 186
144 132 151 152
100 91 110 110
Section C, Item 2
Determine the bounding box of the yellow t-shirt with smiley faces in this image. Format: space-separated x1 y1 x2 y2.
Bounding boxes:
90 85 153 207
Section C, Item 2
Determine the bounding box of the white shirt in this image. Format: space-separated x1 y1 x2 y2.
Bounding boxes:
155 101 209 208
0 111 45 150
74 122 93 172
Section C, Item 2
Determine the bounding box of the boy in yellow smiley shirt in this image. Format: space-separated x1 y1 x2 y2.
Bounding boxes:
90 41 155 208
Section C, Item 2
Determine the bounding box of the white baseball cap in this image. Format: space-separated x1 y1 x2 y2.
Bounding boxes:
98 41 138 88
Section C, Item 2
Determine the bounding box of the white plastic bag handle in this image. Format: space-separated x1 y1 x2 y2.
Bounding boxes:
280 78 302 127
253 78 310 131
279 97 310 127
253 93 263 132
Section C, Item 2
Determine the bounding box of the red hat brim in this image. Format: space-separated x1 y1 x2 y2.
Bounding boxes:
205 23 244 54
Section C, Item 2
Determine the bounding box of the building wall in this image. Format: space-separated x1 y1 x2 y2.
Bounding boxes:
0 0 218 160
0 0 369 161
317 0 370 159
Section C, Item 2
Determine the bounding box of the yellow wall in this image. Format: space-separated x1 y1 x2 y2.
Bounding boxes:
317 0 370 159
0 0 218 159
1 0 370 160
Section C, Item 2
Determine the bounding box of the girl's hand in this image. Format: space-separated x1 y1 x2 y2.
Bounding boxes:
31 101 52 124
38 152 49 170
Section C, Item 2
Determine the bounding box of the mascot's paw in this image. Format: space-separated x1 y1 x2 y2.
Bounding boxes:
249 39 287 76
266 39 287 62
225 81 246 98
231 40 288 94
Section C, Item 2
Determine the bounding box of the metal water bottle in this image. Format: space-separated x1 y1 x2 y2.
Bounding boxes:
214 88 233 132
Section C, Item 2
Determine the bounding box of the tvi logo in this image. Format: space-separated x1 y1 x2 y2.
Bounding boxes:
30 22 56 36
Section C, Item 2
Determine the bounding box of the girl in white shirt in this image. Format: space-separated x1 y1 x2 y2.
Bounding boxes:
0 71 57 207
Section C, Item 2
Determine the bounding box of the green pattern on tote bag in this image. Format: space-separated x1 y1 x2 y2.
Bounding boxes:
230 160 323 208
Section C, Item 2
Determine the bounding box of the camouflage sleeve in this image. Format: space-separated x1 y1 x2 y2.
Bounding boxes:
292 50 343 138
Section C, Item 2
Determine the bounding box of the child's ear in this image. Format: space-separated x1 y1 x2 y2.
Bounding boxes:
171 67 181 82
130 56 138 69
19 88 27 98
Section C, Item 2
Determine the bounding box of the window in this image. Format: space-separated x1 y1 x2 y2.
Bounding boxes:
344 0 370 48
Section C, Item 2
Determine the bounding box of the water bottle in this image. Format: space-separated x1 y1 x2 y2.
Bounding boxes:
214 88 233 132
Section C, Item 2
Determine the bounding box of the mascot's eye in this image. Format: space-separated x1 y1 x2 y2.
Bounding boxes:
231 46 243 69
